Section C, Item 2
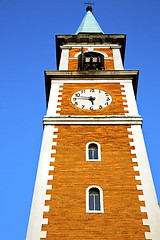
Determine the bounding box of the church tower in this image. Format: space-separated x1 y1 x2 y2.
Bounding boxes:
26 6 160 240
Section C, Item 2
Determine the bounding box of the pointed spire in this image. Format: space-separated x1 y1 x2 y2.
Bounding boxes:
75 6 104 35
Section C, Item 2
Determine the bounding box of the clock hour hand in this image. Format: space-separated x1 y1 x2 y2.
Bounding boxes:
89 96 96 105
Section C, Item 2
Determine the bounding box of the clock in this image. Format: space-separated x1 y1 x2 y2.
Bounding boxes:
71 89 112 110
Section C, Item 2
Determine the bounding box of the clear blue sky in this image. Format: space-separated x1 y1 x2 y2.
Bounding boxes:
0 0 160 239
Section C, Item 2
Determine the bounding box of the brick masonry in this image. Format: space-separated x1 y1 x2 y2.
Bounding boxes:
58 83 129 116
41 125 150 240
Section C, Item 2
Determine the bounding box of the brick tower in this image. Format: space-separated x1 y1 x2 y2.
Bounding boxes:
26 6 160 240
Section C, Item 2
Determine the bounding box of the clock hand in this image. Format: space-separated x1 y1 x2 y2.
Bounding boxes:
74 95 96 105
75 96 90 100
89 96 96 105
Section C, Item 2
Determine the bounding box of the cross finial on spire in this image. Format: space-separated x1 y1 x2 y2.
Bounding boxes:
84 1 94 6
84 1 94 12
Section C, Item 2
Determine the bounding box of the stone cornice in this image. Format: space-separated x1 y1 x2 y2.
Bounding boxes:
45 70 139 106
43 116 143 125
56 34 126 69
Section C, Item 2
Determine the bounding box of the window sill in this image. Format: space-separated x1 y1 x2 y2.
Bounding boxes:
86 210 104 214
86 159 101 162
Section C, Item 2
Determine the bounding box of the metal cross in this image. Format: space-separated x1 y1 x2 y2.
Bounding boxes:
84 1 95 6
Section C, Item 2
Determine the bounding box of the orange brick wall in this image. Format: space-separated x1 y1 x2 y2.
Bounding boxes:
58 83 128 116
95 48 114 70
68 48 88 70
68 48 114 70
41 125 149 240
68 59 78 70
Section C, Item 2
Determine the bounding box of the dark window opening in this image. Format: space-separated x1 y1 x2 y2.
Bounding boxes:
88 143 98 160
89 188 100 211
78 51 104 71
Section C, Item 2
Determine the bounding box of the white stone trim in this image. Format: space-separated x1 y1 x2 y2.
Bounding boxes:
69 57 113 60
42 218 48 225
50 157 55 162
40 231 47 239
51 150 56 155
137 185 143 191
145 232 152 239
47 175 53 180
47 82 63 116
63 44 121 49
52 135 58 139
43 116 142 125
45 194 51 200
50 79 133 84
52 142 57 146
113 48 124 70
139 195 145 201
135 175 141 181
86 142 101 161
86 185 104 213
127 126 160 240
143 219 150 225
59 48 69 70
74 50 108 58
48 166 54 171
46 185 52 190
26 125 58 240
121 82 139 116
132 157 138 162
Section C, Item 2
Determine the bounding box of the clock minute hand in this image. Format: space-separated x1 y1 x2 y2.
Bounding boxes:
76 96 90 100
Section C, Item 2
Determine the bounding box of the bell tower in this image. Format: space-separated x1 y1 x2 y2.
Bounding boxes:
26 6 160 240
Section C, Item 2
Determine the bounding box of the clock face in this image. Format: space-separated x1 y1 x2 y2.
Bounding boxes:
71 89 112 110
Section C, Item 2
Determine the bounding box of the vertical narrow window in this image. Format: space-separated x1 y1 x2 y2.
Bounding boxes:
89 143 98 160
89 188 100 210
86 186 104 213
86 142 101 161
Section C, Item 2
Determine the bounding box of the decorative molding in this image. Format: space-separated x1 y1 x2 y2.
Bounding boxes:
50 79 133 84
66 44 121 48
43 116 143 125
69 57 113 60
45 71 139 105
56 34 126 69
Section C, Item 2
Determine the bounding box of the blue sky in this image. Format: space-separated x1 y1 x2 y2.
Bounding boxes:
0 0 160 239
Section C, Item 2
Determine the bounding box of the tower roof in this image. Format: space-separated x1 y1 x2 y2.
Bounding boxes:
76 7 104 35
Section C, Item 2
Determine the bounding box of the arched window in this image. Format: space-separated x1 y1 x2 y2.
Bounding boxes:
78 51 104 71
89 188 100 210
86 142 101 161
89 143 98 160
86 186 104 213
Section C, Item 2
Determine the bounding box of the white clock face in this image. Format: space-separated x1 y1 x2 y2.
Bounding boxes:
71 89 112 110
